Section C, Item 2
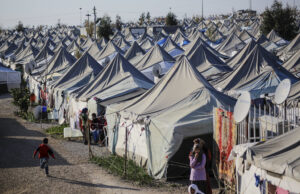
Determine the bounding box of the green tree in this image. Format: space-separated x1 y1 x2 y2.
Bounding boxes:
16 21 24 32
84 20 94 37
97 15 113 40
116 15 122 31
165 12 178 26
139 12 145 26
261 0 298 41
146 12 151 23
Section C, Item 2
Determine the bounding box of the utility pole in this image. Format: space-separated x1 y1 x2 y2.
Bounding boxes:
86 12 91 37
79 8 82 26
202 0 204 29
249 0 252 10
93 6 97 40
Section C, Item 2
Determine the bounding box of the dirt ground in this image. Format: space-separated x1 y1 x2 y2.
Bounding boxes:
0 93 192 194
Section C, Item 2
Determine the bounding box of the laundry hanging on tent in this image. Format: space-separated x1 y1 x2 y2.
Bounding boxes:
213 108 237 184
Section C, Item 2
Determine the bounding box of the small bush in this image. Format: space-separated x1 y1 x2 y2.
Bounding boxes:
45 124 69 138
91 155 158 186
10 88 30 113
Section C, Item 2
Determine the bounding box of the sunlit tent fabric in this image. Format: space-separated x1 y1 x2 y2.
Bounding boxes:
246 128 300 182
256 34 279 52
139 38 154 52
162 36 184 57
277 33 300 61
52 51 103 89
216 33 245 57
172 29 189 45
287 81 300 106
41 46 76 77
34 40 55 66
213 44 298 98
53 42 67 53
98 37 107 48
76 53 153 104
0 63 21 90
106 56 236 179
186 42 232 80
0 41 17 58
226 39 257 69
115 36 131 52
66 40 83 55
80 37 94 50
137 32 152 44
86 42 102 59
92 40 123 65
134 44 175 81
267 29 287 45
184 34 229 59
15 43 39 64
238 30 254 43
124 41 145 65
283 49 300 77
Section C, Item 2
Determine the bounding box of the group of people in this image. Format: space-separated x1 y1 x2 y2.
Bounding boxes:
188 138 212 194
80 108 107 146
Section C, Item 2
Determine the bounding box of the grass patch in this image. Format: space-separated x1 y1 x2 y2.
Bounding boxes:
91 155 160 187
45 124 68 138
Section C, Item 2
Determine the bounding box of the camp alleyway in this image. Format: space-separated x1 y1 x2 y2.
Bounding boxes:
0 93 186 194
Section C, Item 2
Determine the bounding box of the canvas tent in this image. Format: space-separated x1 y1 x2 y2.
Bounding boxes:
162 36 184 57
106 56 236 179
134 44 175 81
240 128 300 193
0 63 21 90
213 44 298 98
124 41 145 65
186 42 232 80
75 53 153 106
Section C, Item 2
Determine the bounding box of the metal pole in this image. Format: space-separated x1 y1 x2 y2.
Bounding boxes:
201 0 204 29
80 8 82 26
93 6 97 40
124 125 128 176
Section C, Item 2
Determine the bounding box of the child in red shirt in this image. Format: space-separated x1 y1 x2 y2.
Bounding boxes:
33 138 55 176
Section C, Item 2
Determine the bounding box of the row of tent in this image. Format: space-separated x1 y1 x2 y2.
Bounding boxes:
0 18 300 180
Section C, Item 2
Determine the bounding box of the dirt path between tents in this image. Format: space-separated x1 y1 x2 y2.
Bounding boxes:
0 93 189 194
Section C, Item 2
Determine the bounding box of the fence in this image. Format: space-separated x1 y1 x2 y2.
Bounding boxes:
236 100 299 145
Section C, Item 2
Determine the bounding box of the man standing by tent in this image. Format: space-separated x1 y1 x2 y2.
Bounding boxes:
80 108 89 145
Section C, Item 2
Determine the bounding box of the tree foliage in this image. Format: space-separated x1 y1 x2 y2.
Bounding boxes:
146 12 151 23
165 12 178 26
139 12 145 26
84 20 94 37
115 15 122 31
97 15 113 40
16 21 24 32
261 0 298 41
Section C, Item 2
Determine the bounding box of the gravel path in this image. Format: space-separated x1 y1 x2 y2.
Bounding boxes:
0 93 187 194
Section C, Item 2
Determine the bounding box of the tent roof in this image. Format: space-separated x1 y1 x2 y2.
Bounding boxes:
162 36 184 53
76 53 153 101
43 46 76 75
124 41 145 64
122 56 217 115
53 51 103 88
186 42 232 78
247 128 300 181
282 49 300 73
226 39 257 69
216 32 245 56
134 44 175 71
214 44 298 96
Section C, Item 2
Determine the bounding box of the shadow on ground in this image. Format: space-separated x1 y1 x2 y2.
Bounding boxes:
49 175 140 191
0 118 70 168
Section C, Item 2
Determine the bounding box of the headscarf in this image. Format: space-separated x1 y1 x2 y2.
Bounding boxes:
188 184 204 194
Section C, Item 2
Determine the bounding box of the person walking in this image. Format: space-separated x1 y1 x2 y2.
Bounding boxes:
33 138 55 176
189 144 206 193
